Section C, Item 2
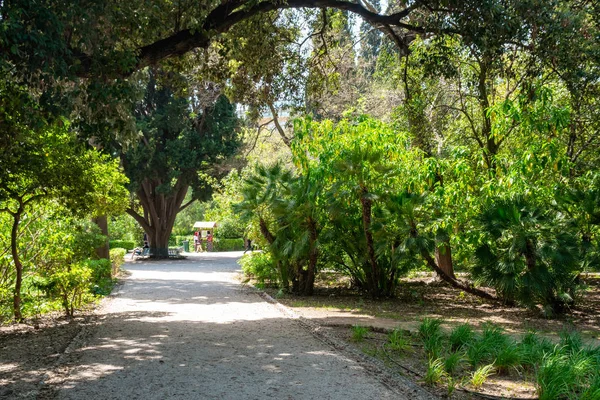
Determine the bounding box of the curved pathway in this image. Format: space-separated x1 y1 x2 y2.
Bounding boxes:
52 252 435 399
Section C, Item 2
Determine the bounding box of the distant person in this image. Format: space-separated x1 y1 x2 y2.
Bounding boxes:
194 231 202 252
207 231 213 252
244 238 253 254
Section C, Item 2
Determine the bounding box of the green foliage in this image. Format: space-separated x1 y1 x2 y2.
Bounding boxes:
424 358 446 386
238 252 278 286
109 214 144 243
473 197 581 313
87 259 113 296
470 364 495 388
109 248 126 277
351 325 369 342
214 238 245 252
537 347 600 400
387 329 410 352
449 324 475 351
418 318 444 359
443 352 465 376
109 240 135 251
49 262 93 318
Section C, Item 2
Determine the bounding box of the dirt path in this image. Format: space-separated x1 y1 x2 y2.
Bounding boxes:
40 252 436 400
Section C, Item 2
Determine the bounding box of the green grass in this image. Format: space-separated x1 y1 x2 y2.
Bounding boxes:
443 351 465 375
387 328 410 352
470 363 495 388
419 318 444 359
351 325 369 342
449 323 474 351
424 358 446 386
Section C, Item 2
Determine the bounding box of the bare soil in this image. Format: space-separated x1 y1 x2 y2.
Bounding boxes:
262 272 600 399
1 262 598 400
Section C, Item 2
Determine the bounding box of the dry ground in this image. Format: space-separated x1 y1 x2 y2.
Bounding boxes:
262 272 600 399
1 262 598 400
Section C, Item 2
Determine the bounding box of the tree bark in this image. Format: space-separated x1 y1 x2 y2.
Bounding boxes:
360 186 380 297
410 223 496 301
93 215 110 259
435 238 456 280
304 217 318 296
11 208 23 321
126 178 189 258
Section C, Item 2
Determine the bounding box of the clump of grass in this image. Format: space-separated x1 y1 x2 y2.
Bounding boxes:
519 331 553 369
537 347 599 400
470 363 495 388
419 318 444 359
467 323 508 367
449 323 474 351
425 357 446 386
559 329 583 353
444 351 465 375
579 373 600 400
387 328 410 352
494 342 522 373
351 325 369 342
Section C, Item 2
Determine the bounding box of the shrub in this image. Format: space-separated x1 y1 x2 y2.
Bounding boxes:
86 259 113 296
473 197 581 314
238 252 278 285
109 248 127 277
214 238 244 251
50 262 93 317
109 240 135 251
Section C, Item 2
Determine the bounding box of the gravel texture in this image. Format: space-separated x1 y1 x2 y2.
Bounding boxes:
40 252 437 400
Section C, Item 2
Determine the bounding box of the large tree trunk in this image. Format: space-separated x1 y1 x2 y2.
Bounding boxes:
93 215 110 259
127 178 189 258
11 209 23 321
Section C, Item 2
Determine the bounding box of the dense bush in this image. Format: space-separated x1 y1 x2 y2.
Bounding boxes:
214 218 244 239
109 240 135 251
214 238 244 251
109 248 127 276
50 262 93 317
238 252 278 285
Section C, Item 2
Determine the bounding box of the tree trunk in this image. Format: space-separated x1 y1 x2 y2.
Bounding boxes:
10 207 23 321
93 215 110 259
304 218 318 296
435 238 455 280
410 223 496 301
360 186 380 298
259 217 276 244
127 178 189 259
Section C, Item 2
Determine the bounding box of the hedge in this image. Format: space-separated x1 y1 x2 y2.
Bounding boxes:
109 240 135 251
214 238 245 251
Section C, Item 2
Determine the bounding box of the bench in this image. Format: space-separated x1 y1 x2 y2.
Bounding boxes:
130 247 150 260
168 247 183 257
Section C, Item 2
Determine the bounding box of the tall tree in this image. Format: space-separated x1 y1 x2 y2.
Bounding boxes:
122 72 240 257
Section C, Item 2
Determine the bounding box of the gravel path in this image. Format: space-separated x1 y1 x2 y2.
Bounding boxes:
50 252 436 400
